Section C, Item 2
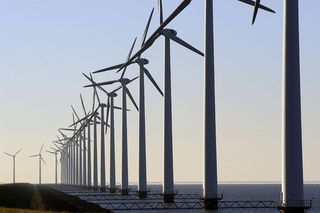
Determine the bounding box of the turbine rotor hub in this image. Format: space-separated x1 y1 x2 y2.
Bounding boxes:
120 78 130 85
162 29 177 37
136 58 149 65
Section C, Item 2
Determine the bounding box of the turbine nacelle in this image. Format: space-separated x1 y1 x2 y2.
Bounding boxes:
119 78 131 85
135 58 149 65
161 29 177 38
99 103 107 108
109 93 118 98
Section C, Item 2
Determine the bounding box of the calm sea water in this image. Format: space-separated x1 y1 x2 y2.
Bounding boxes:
123 184 320 213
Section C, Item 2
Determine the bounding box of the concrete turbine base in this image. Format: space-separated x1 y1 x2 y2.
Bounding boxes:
100 187 107 192
121 189 129 196
280 207 306 213
201 197 219 209
162 194 175 203
109 188 116 194
138 191 148 199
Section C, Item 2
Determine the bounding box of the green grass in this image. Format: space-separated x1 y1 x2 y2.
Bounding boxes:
0 183 110 213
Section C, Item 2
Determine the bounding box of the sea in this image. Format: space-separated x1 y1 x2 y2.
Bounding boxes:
112 183 320 213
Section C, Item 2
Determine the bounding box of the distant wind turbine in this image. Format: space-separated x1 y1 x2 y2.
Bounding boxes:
4 149 22 183
93 8 163 198
29 145 46 184
85 73 139 195
83 73 123 193
46 147 60 184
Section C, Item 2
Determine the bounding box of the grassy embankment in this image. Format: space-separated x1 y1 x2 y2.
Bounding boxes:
0 183 111 213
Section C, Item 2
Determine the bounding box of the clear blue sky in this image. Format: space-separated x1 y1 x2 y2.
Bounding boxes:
0 0 319 184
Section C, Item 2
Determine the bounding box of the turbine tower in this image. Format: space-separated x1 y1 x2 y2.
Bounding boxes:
29 145 45 184
157 0 203 203
85 75 139 195
46 148 59 185
281 0 304 211
240 0 305 211
202 0 218 208
4 149 22 183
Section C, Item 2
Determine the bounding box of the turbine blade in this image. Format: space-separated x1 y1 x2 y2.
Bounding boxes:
92 86 96 112
113 106 122 110
252 0 260 24
111 85 122 94
158 0 164 25
71 105 81 121
60 128 79 131
116 0 192 73
105 97 110 134
238 0 275 24
123 84 139 111
141 66 163 96
94 86 101 106
69 114 90 127
128 76 139 84
93 63 125 74
80 94 87 116
84 80 119 88
72 113 76 129
127 37 137 62
170 35 204 56
53 142 61 150
29 154 38 158
41 157 46 165
141 8 154 47
122 37 138 78
39 144 44 154
14 149 22 156
4 152 13 157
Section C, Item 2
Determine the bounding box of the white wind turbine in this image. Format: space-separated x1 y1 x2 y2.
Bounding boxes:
46 147 60 185
29 145 46 184
93 8 164 198
4 149 22 183
156 0 203 203
85 74 139 195
240 0 306 211
83 73 123 193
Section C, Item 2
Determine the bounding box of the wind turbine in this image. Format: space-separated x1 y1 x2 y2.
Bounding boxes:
46 147 60 184
93 8 163 198
85 72 139 195
68 85 106 190
79 92 105 188
78 93 97 188
29 145 45 184
240 0 305 211
83 73 123 193
71 106 83 186
155 0 204 203
4 149 22 183
59 128 76 185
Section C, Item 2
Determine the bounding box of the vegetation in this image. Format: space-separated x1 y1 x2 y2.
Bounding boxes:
0 183 111 213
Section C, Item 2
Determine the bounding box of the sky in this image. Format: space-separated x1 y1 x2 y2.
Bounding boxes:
0 0 319 185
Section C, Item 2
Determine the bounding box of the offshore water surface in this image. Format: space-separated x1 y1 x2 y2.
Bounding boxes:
120 184 320 213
